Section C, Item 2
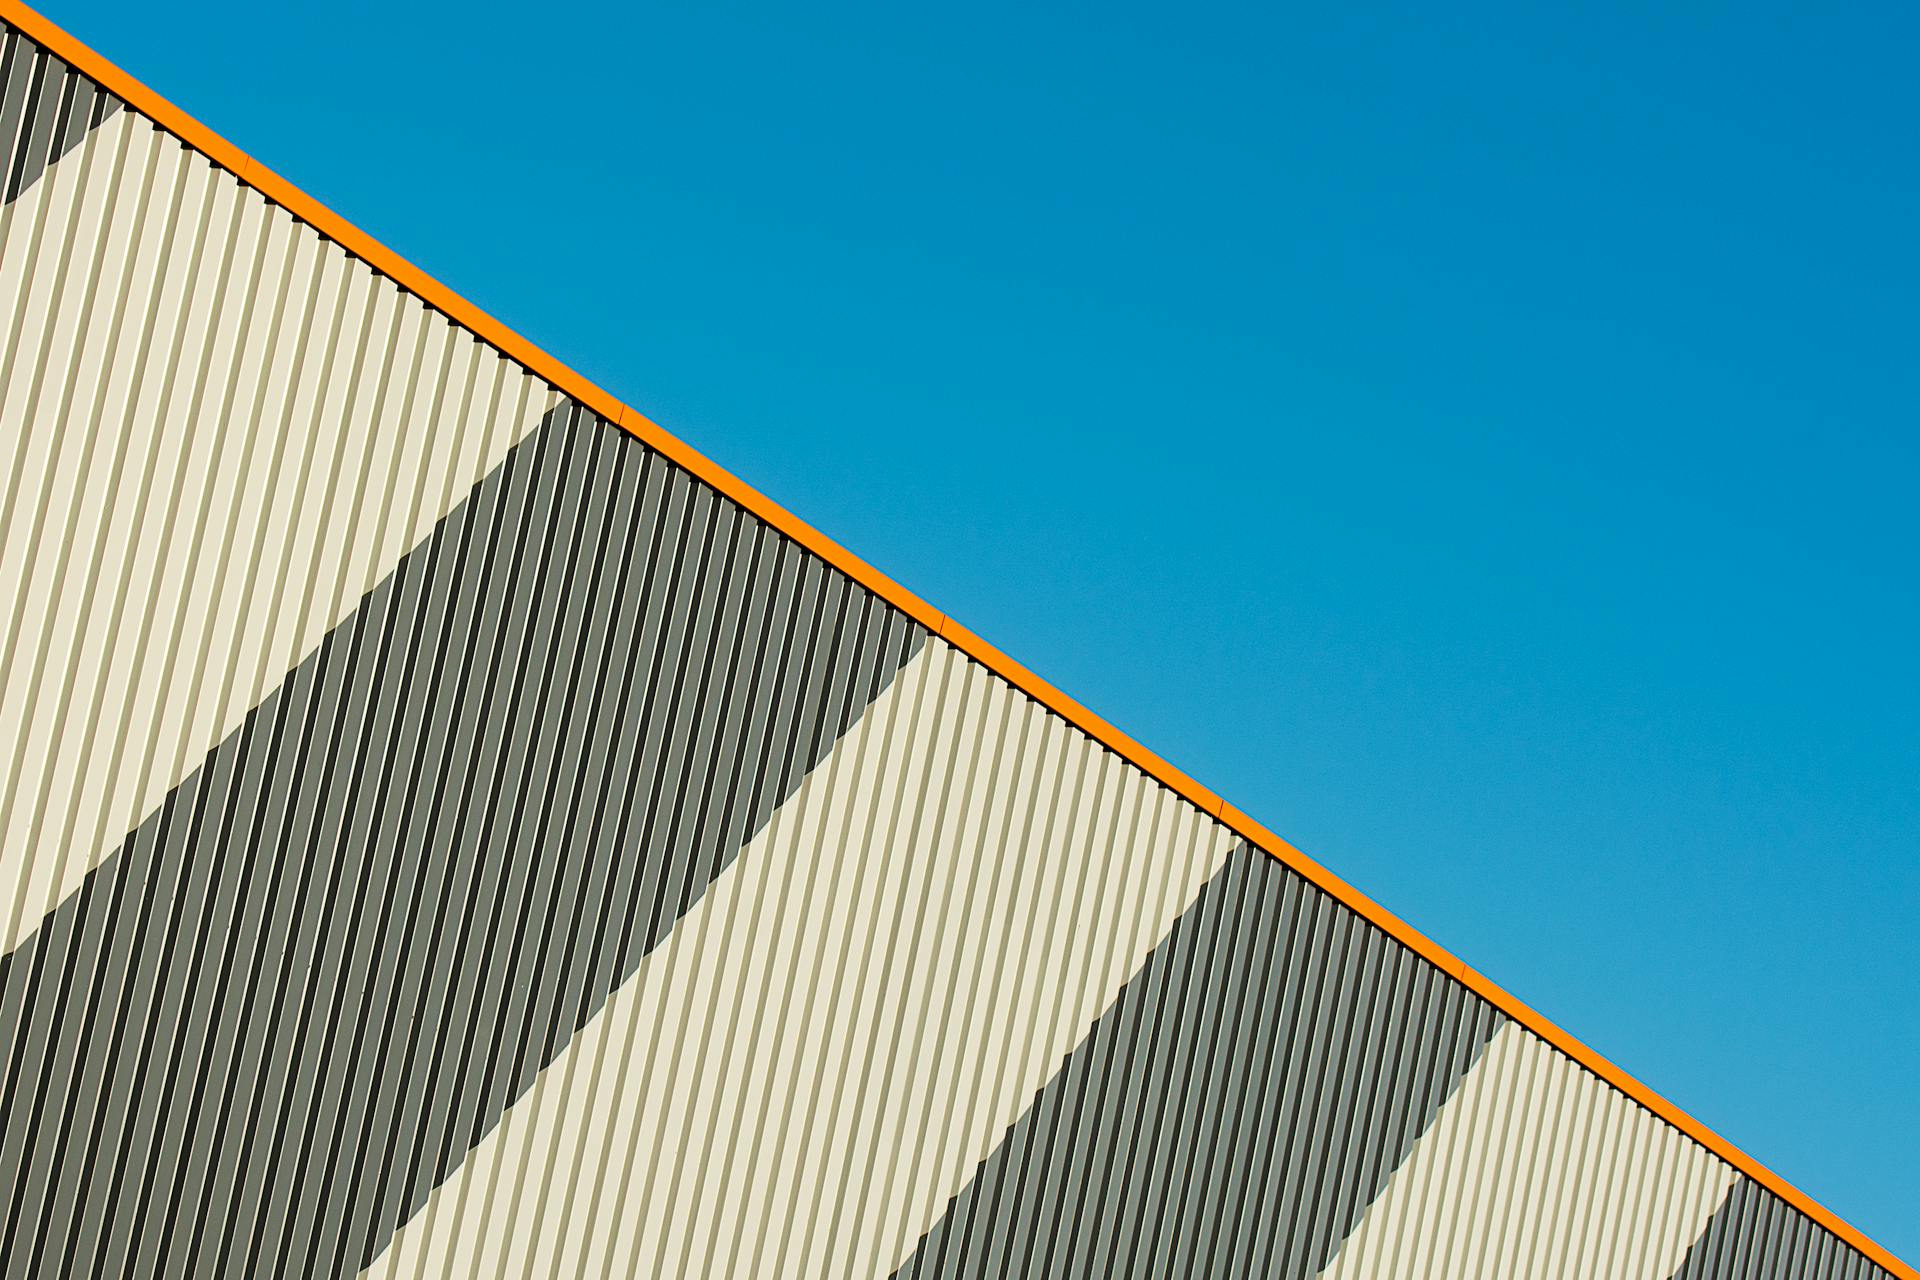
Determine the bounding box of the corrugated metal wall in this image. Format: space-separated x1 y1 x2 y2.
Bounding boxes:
0 25 554 962
0 20 1899 1280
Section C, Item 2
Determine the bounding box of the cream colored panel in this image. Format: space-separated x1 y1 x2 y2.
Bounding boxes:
360 640 1236 1280
0 110 553 952
1319 1022 1738 1279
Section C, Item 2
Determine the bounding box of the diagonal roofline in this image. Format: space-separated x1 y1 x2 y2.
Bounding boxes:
4 2 1908 1273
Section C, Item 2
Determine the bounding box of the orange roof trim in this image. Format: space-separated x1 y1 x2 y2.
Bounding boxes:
4 2 1908 1275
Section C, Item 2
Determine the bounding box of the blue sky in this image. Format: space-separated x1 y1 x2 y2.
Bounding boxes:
53 0 1918 1258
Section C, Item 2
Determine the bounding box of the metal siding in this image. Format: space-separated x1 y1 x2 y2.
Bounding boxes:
0 401 925 1279
0 19 1900 1280
360 638 1236 1276
1673 1179 1900 1280
891 844 1505 1279
0 35 552 959
0 30 120 205
1314 1019 1744 1277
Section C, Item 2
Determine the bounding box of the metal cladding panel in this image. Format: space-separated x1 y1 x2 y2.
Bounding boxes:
0 18 1902 1280
0 26 554 960
357 636 1237 1277
1673 1180 1901 1280
0 403 928 1278
893 842 1508 1279
1319 1020 1740 1278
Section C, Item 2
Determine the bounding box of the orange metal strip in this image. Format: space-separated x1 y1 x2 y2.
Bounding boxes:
3 2 1909 1274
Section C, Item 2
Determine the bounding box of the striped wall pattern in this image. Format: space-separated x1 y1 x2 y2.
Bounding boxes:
0 30 119 205
893 842 1507 1279
0 18 1900 1280
0 27 554 959
1673 1181 1900 1280
1320 1021 1739 1278
360 639 1237 1278
0 403 926 1278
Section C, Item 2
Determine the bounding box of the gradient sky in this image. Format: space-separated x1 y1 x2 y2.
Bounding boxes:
47 0 1919 1259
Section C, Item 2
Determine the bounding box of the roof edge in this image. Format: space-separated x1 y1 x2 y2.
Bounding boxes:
5 2 1908 1274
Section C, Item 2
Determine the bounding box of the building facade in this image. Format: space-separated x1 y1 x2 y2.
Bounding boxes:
0 8 1908 1278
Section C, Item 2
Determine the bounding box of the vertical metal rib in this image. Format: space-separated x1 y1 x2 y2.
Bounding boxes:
0 405 925 1279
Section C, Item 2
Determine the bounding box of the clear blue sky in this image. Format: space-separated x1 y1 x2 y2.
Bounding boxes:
53 0 1917 1258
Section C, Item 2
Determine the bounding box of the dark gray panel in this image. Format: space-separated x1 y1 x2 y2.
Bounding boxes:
1670 1179 1895 1280
893 842 1506 1280
0 26 123 206
0 403 925 1280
